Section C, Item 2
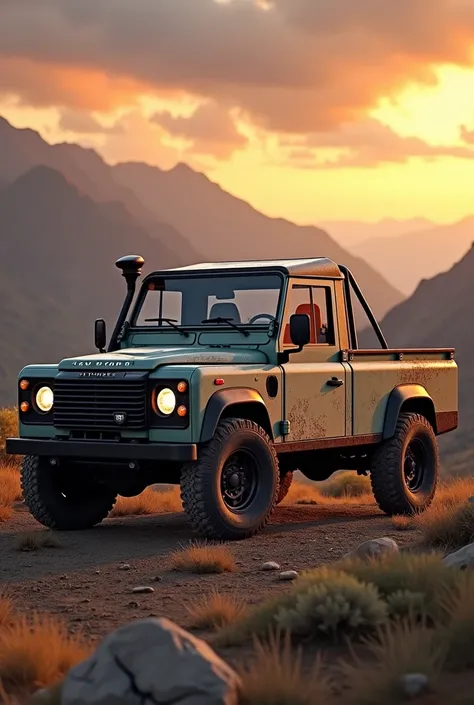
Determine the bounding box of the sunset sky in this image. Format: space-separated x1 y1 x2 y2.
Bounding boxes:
2 0 474 224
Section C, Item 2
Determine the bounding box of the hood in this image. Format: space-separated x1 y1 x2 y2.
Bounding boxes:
58 346 268 370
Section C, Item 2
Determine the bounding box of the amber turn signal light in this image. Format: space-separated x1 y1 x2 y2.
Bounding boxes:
177 405 188 417
20 379 30 390
20 401 30 413
177 381 187 393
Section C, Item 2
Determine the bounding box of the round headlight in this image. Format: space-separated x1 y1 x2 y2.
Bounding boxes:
156 388 176 415
36 386 54 413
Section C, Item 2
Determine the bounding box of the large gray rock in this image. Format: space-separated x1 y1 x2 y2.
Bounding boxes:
62 618 241 705
443 542 474 569
343 537 399 561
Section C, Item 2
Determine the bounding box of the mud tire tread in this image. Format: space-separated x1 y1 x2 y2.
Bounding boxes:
277 471 293 505
370 412 438 516
21 455 117 530
180 418 279 540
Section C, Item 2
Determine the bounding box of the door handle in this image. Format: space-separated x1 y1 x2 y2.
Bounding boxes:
327 377 344 387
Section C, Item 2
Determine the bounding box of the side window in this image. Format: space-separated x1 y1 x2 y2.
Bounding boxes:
284 284 335 346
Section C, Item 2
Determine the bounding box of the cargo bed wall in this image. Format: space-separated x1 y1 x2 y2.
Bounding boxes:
347 350 458 436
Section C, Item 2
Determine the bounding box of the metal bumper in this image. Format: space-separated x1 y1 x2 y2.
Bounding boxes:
6 438 197 462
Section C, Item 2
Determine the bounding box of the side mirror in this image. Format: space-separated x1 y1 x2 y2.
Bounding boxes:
95 318 107 353
289 314 310 348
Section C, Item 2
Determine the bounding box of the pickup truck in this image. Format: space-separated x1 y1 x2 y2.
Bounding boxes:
7 255 458 540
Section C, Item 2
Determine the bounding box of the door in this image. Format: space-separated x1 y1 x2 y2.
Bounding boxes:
281 281 346 442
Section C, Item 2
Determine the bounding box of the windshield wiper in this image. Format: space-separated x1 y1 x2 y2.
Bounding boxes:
144 317 189 337
201 317 250 337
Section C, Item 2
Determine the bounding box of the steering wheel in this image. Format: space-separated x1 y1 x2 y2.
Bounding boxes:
248 313 275 325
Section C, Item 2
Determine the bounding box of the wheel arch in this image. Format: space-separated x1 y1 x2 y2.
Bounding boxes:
383 384 436 440
200 388 273 442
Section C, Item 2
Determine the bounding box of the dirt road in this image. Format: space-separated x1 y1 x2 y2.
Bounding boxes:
0 501 418 646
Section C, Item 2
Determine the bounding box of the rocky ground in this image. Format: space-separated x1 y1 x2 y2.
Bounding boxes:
0 499 417 646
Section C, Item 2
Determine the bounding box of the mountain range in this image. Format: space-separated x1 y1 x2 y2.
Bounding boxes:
318 218 434 248
351 218 474 295
0 116 405 405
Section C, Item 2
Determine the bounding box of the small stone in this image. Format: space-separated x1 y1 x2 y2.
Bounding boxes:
81 598 91 604
132 586 155 594
343 537 399 561
468 496 474 504
95 570 100 575
400 673 429 697
261 561 280 571
153 575 163 582
118 564 131 571
128 601 139 608
443 541 474 569
279 570 298 581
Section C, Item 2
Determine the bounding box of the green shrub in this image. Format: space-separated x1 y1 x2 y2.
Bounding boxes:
335 552 456 622
0 408 18 465
386 590 425 621
275 572 387 640
319 472 371 498
436 571 474 671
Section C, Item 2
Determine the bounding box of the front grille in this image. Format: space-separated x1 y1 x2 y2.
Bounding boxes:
54 373 147 430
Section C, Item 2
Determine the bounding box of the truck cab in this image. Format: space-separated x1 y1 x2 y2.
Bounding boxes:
7 255 458 540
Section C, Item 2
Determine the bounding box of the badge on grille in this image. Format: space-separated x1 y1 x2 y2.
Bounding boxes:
114 412 127 425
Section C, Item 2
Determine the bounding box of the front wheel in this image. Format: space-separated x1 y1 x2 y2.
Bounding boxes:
370 412 439 516
180 418 280 540
21 456 117 530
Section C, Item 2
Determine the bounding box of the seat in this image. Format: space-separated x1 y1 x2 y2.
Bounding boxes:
283 303 322 344
208 302 242 323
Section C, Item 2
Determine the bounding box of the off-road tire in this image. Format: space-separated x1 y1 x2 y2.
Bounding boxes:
180 418 280 540
277 471 293 504
370 412 439 516
21 455 117 530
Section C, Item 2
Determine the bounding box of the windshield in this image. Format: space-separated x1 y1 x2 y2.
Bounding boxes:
133 273 283 329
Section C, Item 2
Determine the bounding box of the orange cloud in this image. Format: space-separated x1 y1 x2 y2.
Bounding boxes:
1 0 474 133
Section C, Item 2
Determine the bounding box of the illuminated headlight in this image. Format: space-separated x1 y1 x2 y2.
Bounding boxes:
156 388 176 415
35 386 54 413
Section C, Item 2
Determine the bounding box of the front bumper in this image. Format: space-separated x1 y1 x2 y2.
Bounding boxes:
6 438 197 462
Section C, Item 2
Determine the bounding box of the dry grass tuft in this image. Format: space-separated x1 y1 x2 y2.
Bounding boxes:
14 532 62 552
436 571 474 671
239 630 333 705
110 486 182 517
319 472 372 499
0 465 22 506
0 594 14 629
0 614 90 693
186 588 248 630
391 515 413 531
341 620 444 705
0 408 18 466
170 541 235 574
284 477 374 507
415 501 474 551
0 506 13 523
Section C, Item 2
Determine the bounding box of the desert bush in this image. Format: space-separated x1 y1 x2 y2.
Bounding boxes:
341 620 444 705
435 571 474 671
275 571 387 640
186 589 248 630
110 486 182 517
14 531 62 552
219 568 387 646
414 501 474 550
0 614 90 693
385 590 425 621
0 466 21 505
336 552 455 623
0 409 18 466
319 472 372 499
170 541 235 574
0 507 12 523
238 630 333 705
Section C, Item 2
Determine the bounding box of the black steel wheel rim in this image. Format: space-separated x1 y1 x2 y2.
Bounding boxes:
221 450 259 511
403 439 426 492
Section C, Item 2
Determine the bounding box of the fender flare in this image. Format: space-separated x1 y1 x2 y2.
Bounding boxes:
200 388 271 442
383 384 436 440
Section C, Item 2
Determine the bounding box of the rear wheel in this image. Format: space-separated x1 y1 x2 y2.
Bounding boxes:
370 412 438 516
180 418 280 540
21 455 117 530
